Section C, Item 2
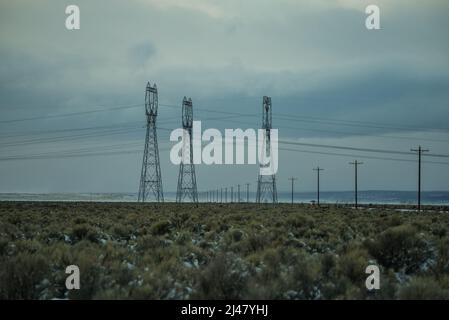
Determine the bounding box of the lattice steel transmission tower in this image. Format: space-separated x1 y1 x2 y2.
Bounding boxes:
176 97 198 203
138 82 164 202
256 96 278 204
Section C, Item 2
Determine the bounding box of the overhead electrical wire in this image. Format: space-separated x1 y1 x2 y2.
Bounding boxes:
2 99 447 134
279 147 449 166
1 100 449 165
275 113 449 133
278 140 449 159
0 115 255 148
0 103 144 124
2 143 449 166
199 117 449 143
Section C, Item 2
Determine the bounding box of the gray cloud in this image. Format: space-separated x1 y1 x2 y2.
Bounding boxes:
1 0 449 193
129 41 156 66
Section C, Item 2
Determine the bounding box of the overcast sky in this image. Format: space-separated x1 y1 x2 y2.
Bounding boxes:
0 0 449 194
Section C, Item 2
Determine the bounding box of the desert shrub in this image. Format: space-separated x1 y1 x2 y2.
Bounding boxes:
44 226 65 242
230 229 244 242
86 229 100 243
244 256 287 299
287 254 322 299
13 239 42 255
71 224 91 241
286 215 314 230
365 224 431 273
193 253 248 299
0 253 49 299
385 215 403 228
112 224 133 240
340 282 367 299
0 239 8 256
0 222 20 241
73 217 87 225
261 248 282 279
276 246 305 266
432 237 449 275
136 234 163 252
337 247 371 283
114 260 137 287
128 273 175 299
244 281 285 300
437 275 449 290
150 220 171 236
367 270 397 300
218 223 230 232
67 250 102 299
69 223 100 243
2 202 449 300
432 226 447 238
242 232 269 253
175 231 193 245
204 230 218 242
171 212 189 230
321 253 337 278
397 277 448 300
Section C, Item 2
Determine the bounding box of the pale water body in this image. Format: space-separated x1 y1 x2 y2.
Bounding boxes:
1 191 448 205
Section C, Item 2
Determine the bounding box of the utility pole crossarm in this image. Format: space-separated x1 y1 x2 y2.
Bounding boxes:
411 148 429 153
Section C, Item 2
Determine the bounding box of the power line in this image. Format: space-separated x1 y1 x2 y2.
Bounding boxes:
190 96 449 132
0 121 145 140
0 127 145 148
3 98 449 135
278 140 449 158
2 138 449 166
180 98 449 133
2 101 448 150
160 103 257 118
278 147 449 165
273 121 449 143
275 113 449 133
0 115 253 147
0 142 147 160
0 103 143 124
0 149 144 161
1 100 448 165
201 117 449 143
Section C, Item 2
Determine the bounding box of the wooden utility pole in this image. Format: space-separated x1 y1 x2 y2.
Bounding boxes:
313 167 324 205
411 146 429 212
349 161 363 209
288 177 298 204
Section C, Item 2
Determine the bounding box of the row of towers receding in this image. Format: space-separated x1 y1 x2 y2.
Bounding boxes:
138 82 277 204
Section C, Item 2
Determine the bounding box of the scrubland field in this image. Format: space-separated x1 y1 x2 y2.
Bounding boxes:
1 202 449 300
